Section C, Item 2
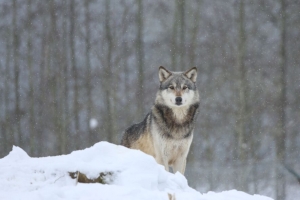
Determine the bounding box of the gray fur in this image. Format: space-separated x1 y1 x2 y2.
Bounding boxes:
160 73 197 91
152 103 199 139
121 114 150 148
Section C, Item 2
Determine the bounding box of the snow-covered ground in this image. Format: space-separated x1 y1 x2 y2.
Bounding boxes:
0 142 273 200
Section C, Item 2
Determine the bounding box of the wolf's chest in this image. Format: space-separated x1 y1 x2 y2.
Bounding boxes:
153 123 192 148
161 139 188 153
160 136 192 164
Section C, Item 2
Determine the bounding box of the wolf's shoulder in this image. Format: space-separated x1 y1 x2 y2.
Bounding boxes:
121 113 152 147
125 113 151 133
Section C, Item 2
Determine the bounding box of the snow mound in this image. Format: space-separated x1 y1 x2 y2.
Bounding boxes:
0 142 273 200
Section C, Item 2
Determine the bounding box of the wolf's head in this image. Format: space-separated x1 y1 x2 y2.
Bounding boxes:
155 66 199 108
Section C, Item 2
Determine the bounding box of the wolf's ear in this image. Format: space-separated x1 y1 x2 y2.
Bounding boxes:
184 67 197 82
159 66 172 82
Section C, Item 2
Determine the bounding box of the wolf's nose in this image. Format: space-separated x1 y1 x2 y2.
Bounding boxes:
175 97 182 104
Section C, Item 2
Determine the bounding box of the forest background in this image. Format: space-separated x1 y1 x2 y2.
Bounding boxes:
0 1 299 200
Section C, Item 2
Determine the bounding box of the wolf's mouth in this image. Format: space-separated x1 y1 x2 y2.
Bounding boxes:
175 102 182 106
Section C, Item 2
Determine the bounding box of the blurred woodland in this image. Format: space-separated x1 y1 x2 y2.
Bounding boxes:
0 0 299 199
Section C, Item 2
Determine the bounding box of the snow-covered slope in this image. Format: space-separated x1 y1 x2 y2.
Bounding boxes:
0 142 272 200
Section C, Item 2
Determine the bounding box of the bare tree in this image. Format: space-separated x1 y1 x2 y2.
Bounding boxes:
170 0 186 71
84 0 93 144
60 0 70 154
170 2 179 71
0 61 7 157
178 0 186 70
276 0 287 199
189 1 201 68
235 0 248 192
49 0 64 155
103 0 116 143
69 0 80 149
12 0 21 147
36 3 51 156
26 0 35 155
2 26 13 155
136 0 145 118
186 0 202 184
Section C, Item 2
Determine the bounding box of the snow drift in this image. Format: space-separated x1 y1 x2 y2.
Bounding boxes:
0 142 273 200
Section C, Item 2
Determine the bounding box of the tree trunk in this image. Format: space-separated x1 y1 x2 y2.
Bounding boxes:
37 9 49 156
235 0 248 192
276 0 287 199
70 0 80 149
61 0 70 154
104 0 116 143
187 0 201 181
0 61 7 157
27 0 35 156
84 0 93 145
170 4 179 71
178 0 185 71
4 29 12 153
49 0 61 155
136 0 145 118
13 0 21 147
189 1 201 68
61 43 68 154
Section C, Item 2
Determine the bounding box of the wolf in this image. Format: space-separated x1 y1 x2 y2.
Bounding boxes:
121 66 200 174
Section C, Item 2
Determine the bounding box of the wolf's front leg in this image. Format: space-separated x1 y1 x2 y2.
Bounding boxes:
172 158 186 174
155 156 169 172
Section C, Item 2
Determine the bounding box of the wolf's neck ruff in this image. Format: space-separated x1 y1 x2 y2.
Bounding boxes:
152 103 199 140
153 103 199 126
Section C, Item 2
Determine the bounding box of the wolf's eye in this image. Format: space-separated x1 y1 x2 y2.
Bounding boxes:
183 85 188 90
169 85 174 90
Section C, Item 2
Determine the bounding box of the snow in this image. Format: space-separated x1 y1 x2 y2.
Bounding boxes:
89 118 98 129
0 142 273 200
